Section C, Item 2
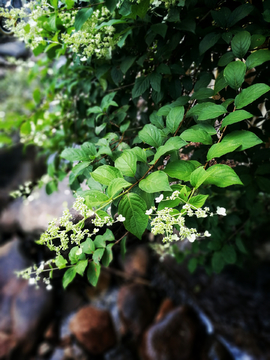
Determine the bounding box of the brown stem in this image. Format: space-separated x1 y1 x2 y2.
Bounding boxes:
107 83 135 93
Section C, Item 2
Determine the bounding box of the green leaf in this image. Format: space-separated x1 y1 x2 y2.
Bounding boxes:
63 267 77 288
118 193 148 239
139 171 172 193
132 76 150 98
199 33 221 55
222 244 237 264
81 238 95 254
93 248 105 263
102 243 114 267
249 34 266 50
75 8 94 31
166 106 185 134
246 50 270 70
164 160 198 181
218 52 235 67
84 190 110 209
224 61 246 90
188 258 198 273
94 234 106 248
61 143 96 162
211 7 231 28
115 152 137 177
223 130 263 151
120 56 136 74
102 228 115 242
101 92 117 111
91 165 123 186
204 164 243 187
190 167 210 189
149 111 164 129
127 147 148 163
231 31 251 58
190 88 214 100
181 128 212 145
236 236 247 254
105 0 118 11
212 252 224 273
87 262 101 287
33 88 41 104
227 3 254 27
197 104 227 121
138 124 163 148
150 72 162 92
55 254 67 269
221 110 253 128
235 83 270 109
186 102 214 119
75 259 88 276
118 30 132 48
207 142 240 161
150 137 187 164
190 123 216 135
211 68 224 88
69 247 86 264
107 178 132 198
72 162 90 177
189 194 209 209
132 0 149 18
151 23 167 37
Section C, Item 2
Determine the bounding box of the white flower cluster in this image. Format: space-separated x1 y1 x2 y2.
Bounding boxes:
146 192 227 243
62 7 117 59
149 207 202 243
15 259 55 290
0 1 118 60
9 181 33 199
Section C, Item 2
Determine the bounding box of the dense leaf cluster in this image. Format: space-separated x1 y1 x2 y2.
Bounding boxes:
4 0 270 285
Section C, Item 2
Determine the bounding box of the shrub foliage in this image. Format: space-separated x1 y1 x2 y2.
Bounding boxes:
2 0 270 286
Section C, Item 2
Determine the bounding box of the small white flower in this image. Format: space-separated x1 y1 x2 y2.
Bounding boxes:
204 231 211 237
187 234 196 242
155 194 164 203
171 234 179 241
80 56 88 61
145 209 153 215
117 214 125 222
76 247 82 255
216 206 226 216
29 278 35 285
46 284 52 291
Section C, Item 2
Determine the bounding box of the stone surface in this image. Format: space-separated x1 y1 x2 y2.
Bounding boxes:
0 238 54 358
122 245 149 278
0 177 75 232
0 40 29 59
117 284 156 338
141 306 197 360
69 306 117 354
154 298 175 323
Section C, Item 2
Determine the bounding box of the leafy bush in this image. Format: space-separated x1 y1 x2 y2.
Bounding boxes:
2 0 270 287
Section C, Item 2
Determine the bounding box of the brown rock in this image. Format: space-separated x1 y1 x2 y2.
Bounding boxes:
141 306 197 360
117 284 156 338
0 239 54 358
69 306 117 354
123 245 149 278
155 298 175 323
